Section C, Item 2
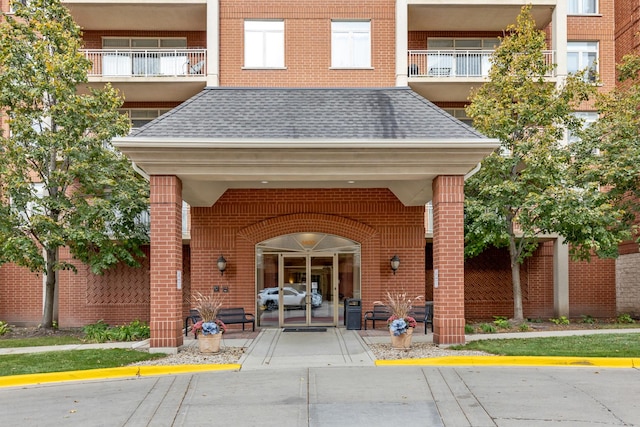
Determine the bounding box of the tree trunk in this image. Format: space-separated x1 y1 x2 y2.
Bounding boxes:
41 247 58 328
508 236 524 322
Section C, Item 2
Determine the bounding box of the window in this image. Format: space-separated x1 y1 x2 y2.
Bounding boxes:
120 109 171 130
443 108 474 127
427 38 499 77
567 42 598 81
566 112 598 145
102 38 188 77
568 0 597 15
244 20 285 68
9 0 28 13
331 21 371 68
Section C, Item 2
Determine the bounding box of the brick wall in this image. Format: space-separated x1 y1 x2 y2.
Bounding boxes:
219 0 396 87
190 188 426 318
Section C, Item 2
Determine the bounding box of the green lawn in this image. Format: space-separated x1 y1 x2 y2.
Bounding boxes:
0 336 84 348
0 349 167 376
453 333 640 357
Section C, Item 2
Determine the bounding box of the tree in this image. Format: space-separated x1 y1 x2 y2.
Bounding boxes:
464 6 628 321
570 53 640 240
0 0 149 328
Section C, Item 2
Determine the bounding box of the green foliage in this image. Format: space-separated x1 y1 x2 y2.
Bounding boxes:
0 0 149 328
581 314 596 325
479 323 497 333
570 53 640 243
454 333 640 358
493 316 511 329
465 6 624 321
0 321 11 336
616 313 635 324
518 322 530 332
549 316 570 325
83 320 150 343
0 349 166 376
464 324 475 334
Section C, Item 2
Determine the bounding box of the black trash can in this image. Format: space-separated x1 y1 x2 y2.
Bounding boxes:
344 298 362 330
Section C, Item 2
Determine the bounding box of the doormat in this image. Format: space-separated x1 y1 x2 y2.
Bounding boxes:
282 327 327 332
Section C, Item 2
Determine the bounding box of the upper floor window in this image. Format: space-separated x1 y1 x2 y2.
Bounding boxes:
567 111 598 145
244 20 285 68
102 38 187 49
568 41 598 81
331 21 371 68
9 0 28 13
120 109 171 130
568 0 597 15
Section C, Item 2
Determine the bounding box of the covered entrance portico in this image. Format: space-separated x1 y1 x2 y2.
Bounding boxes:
114 87 498 353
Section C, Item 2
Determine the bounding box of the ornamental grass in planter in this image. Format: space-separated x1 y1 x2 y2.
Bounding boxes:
374 291 423 349
191 291 227 353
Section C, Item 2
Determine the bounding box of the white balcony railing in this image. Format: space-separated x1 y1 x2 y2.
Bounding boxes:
408 50 556 78
81 49 207 78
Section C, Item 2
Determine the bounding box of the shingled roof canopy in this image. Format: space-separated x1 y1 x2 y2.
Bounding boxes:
114 87 499 206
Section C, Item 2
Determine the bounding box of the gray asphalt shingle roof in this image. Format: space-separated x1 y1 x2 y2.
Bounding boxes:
130 87 486 140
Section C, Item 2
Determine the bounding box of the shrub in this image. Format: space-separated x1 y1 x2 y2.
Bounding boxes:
549 316 570 325
518 322 530 332
581 314 596 324
480 323 497 333
464 324 475 334
83 320 150 343
493 316 510 329
616 313 635 324
0 321 11 336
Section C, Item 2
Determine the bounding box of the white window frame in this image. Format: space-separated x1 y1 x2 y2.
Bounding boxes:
567 41 598 81
568 0 598 15
9 0 28 13
566 111 598 146
120 108 171 130
244 20 285 69
331 20 371 69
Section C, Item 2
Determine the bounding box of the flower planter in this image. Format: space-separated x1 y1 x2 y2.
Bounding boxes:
390 327 413 349
198 333 222 353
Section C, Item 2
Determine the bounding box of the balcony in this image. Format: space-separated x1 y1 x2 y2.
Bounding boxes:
79 49 207 102
63 1 207 32
408 50 556 102
83 49 206 78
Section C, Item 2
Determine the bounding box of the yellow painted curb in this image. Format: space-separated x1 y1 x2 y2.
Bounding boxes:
375 356 640 368
0 364 241 388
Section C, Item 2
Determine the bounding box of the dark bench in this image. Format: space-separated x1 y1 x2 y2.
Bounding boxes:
364 303 433 334
185 307 255 338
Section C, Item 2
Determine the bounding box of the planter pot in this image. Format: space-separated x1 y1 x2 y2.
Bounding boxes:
198 333 222 353
390 327 414 349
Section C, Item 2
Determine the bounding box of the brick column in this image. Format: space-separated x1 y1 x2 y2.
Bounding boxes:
149 175 183 353
432 175 465 345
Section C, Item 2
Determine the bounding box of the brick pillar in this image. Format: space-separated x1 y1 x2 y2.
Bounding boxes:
432 175 465 345
149 175 183 353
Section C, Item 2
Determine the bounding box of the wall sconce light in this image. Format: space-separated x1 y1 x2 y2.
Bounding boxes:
217 255 227 276
390 254 400 275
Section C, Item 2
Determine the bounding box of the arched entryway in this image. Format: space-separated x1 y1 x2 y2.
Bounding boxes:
256 233 360 327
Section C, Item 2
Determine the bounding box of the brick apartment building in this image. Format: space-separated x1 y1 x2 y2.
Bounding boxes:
1 0 639 352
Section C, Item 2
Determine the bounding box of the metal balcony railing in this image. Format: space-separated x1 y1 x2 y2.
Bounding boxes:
81 49 207 78
408 50 556 78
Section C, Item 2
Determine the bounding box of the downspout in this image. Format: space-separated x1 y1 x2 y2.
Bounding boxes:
464 162 482 180
132 162 150 181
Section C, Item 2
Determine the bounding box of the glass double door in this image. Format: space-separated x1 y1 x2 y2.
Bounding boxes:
279 253 337 326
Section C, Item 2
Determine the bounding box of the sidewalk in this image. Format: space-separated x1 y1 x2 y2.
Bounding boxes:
1 326 639 389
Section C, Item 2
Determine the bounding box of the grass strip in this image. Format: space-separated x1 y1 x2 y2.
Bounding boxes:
453 333 640 357
0 336 84 348
0 349 166 376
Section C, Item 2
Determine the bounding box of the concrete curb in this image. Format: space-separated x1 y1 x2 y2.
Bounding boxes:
376 355 640 368
0 364 241 388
